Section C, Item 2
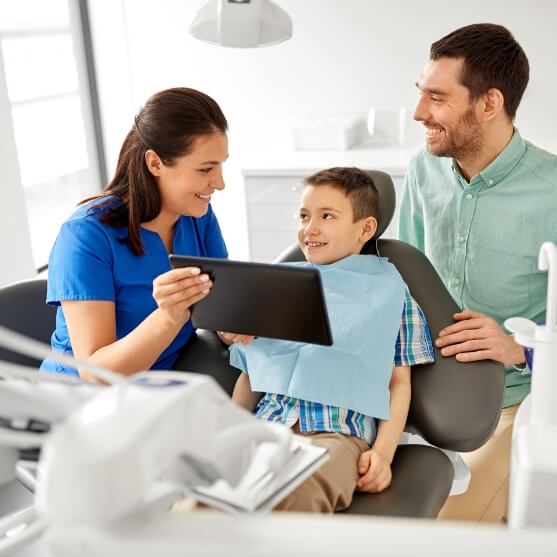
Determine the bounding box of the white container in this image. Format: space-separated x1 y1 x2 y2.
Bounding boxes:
367 107 407 146
291 116 361 151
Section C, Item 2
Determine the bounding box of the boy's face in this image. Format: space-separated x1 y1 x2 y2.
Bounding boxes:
297 184 377 265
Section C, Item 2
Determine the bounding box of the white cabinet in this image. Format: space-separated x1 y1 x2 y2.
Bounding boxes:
243 170 405 262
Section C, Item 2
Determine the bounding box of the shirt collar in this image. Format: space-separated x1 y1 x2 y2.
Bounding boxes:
451 128 527 188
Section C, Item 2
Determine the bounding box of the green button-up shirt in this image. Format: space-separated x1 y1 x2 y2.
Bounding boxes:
399 129 557 407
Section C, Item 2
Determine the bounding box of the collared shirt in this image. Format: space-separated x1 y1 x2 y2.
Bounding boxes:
40 197 227 375
255 289 435 444
399 129 557 407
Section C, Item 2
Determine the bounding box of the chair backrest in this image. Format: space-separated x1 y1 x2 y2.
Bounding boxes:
0 278 56 368
276 170 504 452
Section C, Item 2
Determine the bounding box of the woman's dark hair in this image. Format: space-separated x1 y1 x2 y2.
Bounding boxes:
303 167 379 222
83 87 228 255
430 23 529 120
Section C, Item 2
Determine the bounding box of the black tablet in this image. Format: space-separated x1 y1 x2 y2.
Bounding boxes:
168 255 332 346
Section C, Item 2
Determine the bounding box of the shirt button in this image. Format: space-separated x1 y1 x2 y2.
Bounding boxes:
488 179 494 185
466 193 473 200
458 235 465 242
453 277 460 285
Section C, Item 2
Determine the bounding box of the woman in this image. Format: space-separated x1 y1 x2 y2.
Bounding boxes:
41 87 248 379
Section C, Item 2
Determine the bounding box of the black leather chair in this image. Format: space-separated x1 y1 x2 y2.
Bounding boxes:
0 277 55 514
0 278 56 368
174 170 505 518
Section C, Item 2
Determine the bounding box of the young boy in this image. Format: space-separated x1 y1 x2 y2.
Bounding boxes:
228 167 434 513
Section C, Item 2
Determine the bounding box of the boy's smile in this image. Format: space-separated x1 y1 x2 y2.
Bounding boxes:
298 184 376 265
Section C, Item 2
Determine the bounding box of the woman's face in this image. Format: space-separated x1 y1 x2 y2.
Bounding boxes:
148 132 229 219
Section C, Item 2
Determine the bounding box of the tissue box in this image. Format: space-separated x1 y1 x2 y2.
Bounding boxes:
292 116 361 151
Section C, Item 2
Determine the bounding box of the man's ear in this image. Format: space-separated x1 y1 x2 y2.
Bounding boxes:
479 88 505 123
145 149 163 177
360 216 378 243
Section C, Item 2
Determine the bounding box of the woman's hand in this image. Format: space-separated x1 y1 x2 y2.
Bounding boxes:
152 267 212 326
217 331 255 345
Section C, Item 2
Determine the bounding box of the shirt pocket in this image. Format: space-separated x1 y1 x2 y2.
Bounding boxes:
465 244 535 319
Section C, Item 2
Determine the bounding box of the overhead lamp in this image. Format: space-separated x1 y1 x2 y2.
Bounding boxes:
189 0 292 48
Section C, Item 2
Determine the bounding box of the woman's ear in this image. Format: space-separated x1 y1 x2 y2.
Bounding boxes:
360 216 378 243
144 149 163 177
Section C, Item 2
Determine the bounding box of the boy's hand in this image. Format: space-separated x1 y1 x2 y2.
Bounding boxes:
356 448 392 493
217 331 254 345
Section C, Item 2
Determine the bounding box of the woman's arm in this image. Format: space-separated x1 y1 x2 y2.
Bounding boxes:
63 267 212 380
356 364 411 493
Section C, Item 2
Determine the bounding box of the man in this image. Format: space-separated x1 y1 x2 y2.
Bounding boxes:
399 23 557 522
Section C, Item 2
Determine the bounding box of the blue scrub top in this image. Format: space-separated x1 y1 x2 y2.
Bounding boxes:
40 197 227 375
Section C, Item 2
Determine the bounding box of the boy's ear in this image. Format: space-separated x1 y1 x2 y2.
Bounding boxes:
360 216 378 243
145 149 163 176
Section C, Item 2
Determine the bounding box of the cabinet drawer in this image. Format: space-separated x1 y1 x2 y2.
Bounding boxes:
247 203 300 231
245 176 305 204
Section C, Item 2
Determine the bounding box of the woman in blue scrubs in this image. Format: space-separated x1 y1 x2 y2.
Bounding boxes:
41 87 248 379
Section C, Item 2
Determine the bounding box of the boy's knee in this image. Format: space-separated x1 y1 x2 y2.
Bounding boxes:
274 479 335 513
274 470 352 513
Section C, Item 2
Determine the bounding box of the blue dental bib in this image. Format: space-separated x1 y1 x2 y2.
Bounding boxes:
230 254 406 419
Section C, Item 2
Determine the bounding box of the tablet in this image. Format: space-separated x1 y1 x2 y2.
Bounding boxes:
168 255 332 346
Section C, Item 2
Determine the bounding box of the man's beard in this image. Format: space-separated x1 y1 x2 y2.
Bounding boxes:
428 106 483 160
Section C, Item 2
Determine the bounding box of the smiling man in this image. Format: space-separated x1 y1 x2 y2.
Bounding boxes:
399 24 557 523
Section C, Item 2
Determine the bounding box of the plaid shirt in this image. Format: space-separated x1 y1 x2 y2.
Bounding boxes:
255 289 435 444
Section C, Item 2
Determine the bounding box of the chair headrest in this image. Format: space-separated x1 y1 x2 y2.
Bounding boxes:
366 170 395 240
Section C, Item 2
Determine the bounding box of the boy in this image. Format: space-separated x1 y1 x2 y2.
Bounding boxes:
229 167 434 512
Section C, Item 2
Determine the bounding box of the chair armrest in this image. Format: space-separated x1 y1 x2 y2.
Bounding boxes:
377 239 505 452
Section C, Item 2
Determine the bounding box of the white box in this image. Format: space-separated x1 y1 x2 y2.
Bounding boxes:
291 116 361 151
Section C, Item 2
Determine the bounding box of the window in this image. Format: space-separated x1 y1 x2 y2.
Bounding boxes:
0 0 104 269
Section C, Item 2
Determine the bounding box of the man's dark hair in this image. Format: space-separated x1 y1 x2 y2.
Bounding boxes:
303 167 379 222
431 23 529 120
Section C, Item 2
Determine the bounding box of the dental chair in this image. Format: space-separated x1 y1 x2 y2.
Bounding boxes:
175 170 505 518
0 278 55 368
0 169 505 518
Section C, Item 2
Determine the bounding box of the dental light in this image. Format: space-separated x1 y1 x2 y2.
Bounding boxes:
189 0 292 48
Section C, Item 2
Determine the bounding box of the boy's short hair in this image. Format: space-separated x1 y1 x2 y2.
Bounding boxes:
303 167 379 222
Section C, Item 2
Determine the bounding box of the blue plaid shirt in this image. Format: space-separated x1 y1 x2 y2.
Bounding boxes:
255 289 434 444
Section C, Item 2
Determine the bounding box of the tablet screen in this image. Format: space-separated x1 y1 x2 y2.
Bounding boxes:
169 255 332 346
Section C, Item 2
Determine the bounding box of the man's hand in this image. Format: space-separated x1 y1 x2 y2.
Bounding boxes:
356 448 392 493
217 331 254 345
436 309 525 366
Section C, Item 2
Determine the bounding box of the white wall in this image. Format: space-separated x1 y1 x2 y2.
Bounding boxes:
89 0 557 259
